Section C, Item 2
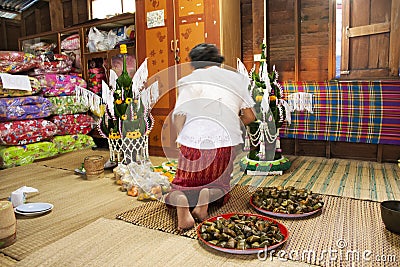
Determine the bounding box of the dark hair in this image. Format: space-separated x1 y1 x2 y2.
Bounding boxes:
189 43 225 69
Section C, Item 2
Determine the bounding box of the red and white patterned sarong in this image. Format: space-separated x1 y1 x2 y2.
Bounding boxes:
169 145 235 207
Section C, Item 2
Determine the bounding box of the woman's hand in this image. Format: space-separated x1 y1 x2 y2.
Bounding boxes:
240 108 256 125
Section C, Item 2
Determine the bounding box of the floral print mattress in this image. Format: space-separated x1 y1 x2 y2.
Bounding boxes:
50 114 95 135
47 95 89 115
0 96 52 122
0 119 57 145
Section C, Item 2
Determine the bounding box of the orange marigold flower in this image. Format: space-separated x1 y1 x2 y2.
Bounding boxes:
115 99 123 104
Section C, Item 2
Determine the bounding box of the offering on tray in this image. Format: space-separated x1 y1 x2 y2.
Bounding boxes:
162 160 177 171
250 186 324 218
152 160 177 182
197 213 289 254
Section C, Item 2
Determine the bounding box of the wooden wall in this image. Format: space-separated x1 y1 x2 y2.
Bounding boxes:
240 0 399 163
240 0 253 70
20 0 89 37
241 0 329 81
21 1 51 36
62 0 90 28
280 138 400 163
0 18 21 50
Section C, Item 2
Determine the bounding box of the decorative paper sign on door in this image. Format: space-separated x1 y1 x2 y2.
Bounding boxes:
147 9 165 28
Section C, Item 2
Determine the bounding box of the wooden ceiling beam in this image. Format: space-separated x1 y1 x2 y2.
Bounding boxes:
0 7 19 14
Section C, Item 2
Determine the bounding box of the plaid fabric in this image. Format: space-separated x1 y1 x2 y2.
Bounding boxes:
281 81 400 145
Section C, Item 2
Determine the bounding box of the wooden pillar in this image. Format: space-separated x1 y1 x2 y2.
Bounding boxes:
240 0 253 70
87 0 92 20
294 0 301 81
389 1 400 77
377 144 383 163
328 0 337 80
0 19 7 49
340 0 350 75
72 0 79 25
252 0 264 56
49 0 64 31
35 8 41 33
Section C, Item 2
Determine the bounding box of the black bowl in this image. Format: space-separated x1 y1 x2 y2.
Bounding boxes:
380 200 400 234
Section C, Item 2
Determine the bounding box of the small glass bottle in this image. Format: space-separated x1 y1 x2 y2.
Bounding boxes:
117 44 133 100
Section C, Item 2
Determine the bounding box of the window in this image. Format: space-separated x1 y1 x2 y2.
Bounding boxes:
91 0 135 19
335 0 342 78
334 0 400 80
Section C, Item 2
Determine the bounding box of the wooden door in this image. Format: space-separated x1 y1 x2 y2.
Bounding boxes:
340 0 400 79
175 0 240 70
174 0 221 78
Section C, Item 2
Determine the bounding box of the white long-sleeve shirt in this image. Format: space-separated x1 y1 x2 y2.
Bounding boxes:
173 66 255 149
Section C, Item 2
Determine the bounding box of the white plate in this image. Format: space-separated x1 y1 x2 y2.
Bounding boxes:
16 202 53 213
104 160 117 169
14 207 53 217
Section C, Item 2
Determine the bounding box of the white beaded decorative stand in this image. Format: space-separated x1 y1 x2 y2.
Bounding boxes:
108 135 149 165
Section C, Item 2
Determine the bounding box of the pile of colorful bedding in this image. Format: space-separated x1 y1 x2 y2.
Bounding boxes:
0 70 96 168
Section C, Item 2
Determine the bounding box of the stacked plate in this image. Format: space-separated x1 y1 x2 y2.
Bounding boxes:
14 202 53 216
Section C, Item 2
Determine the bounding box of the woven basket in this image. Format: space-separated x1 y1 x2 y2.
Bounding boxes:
0 201 17 248
84 155 105 180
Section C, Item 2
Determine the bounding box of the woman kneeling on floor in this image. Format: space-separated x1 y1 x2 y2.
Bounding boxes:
165 43 256 231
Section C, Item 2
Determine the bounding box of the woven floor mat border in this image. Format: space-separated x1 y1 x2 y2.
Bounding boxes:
235 156 400 202
117 185 400 267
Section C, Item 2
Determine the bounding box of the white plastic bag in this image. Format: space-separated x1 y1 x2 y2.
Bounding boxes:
87 27 119 52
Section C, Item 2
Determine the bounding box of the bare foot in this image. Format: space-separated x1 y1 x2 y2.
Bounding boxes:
192 188 209 221
176 195 195 231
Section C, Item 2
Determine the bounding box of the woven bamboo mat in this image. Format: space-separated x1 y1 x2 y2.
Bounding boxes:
34 147 169 172
0 253 17 267
236 156 400 202
33 148 111 171
16 218 313 267
0 164 138 261
117 185 400 267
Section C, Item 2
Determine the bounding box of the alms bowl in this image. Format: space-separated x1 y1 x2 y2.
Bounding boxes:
380 200 400 234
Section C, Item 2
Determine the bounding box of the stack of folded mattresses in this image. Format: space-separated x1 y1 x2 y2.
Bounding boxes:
0 51 95 169
0 75 58 168
37 74 96 155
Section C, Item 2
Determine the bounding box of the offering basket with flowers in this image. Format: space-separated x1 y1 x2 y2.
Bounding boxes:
237 43 292 174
